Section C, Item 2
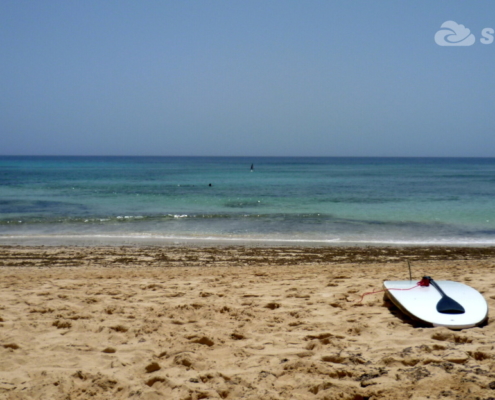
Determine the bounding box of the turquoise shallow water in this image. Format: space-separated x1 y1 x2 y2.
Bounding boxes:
1 156 494 245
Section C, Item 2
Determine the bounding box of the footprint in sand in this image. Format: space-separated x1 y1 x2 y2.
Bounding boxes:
3 343 20 350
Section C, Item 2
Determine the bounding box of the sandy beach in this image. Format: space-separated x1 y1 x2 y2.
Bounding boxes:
1 245 495 400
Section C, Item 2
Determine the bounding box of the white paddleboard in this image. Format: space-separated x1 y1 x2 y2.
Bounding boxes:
384 279 488 329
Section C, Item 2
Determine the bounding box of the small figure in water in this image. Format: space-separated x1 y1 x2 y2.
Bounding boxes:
250 163 254 172
209 183 212 187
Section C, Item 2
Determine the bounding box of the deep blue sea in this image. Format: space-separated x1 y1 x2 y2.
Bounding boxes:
1 156 494 246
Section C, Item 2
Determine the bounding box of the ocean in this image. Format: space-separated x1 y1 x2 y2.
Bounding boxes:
1 156 494 246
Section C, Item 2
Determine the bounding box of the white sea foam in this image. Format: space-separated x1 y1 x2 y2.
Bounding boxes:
1 233 495 247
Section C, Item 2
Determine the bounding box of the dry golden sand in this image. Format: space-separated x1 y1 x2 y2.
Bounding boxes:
1 246 495 400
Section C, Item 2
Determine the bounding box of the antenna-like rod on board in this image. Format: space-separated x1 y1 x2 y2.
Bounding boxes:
407 260 412 281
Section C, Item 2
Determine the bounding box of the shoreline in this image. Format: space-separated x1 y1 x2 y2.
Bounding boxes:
2 234 495 248
1 245 495 399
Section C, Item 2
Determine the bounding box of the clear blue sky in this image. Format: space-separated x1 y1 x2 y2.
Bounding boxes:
1 1 495 156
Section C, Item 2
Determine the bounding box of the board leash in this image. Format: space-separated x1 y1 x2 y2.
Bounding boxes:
357 277 430 303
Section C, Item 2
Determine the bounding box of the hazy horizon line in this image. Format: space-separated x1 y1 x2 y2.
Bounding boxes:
1 154 495 159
